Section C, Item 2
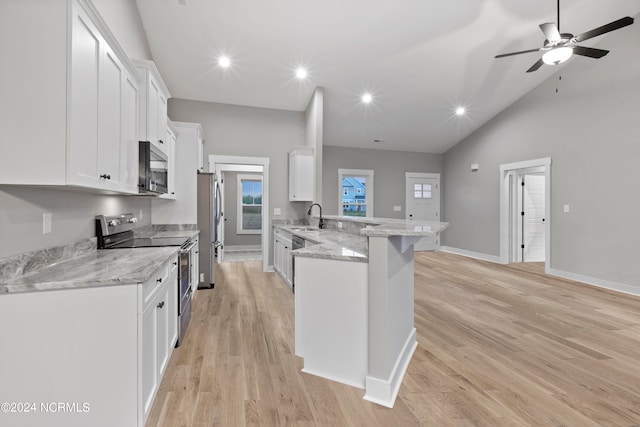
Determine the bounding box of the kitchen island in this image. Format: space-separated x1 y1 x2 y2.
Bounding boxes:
278 215 448 408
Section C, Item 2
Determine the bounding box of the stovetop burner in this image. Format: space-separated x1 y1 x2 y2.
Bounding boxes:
96 214 188 249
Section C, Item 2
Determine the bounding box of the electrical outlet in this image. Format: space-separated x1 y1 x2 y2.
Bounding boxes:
393 205 401 212
563 204 570 213
337 221 343 229
42 212 52 234
274 208 281 216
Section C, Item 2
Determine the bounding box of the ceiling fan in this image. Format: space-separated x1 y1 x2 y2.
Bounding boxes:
495 0 634 72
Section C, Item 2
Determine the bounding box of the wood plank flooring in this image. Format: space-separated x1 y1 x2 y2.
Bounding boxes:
146 252 640 426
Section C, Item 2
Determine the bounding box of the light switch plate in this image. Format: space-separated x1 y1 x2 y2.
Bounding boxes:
43 212 52 234
273 208 281 216
393 205 401 212
563 204 570 213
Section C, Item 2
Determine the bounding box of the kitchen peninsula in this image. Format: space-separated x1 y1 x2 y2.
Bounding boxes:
276 215 448 408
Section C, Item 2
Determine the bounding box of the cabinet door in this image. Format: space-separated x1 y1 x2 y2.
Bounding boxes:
97 46 123 190
167 259 179 349
273 237 281 272
191 240 199 293
157 94 168 148
121 72 139 193
156 284 170 378
289 149 315 201
147 77 160 147
68 4 101 187
159 126 177 199
141 302 157 419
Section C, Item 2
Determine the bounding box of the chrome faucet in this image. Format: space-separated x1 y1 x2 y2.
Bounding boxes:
306 203 324 229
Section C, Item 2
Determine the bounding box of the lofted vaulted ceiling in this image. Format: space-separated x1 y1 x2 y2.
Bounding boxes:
135 0 640 153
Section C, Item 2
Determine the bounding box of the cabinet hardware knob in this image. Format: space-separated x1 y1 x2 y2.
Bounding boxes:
157 301 165 309
157 278 162 283
173 261 178 266
100 174 111 179
159 140 164 144
171 192 175 195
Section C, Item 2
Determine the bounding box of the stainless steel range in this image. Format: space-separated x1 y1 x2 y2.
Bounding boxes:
96 213 193 347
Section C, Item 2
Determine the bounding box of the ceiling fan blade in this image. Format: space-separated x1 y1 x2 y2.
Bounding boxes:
539 23 561 42
495 48 542 59
574 16 634 42
572 45 609 59
526 58 545 73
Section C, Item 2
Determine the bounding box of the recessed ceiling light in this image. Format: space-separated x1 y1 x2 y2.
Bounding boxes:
455 107 466 116
295 68 307 79
218 56 231 68
362 93 373 104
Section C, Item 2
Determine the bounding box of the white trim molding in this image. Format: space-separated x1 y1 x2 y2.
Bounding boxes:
499 157 552 270
548 268 640 297
440 246 502 264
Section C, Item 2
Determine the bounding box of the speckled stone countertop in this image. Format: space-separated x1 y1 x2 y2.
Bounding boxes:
274 224 368 262
0 247 179 295
274 215 448 262
320 215 449 237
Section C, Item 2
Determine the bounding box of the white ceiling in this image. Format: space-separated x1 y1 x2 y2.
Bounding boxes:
135 0 640 153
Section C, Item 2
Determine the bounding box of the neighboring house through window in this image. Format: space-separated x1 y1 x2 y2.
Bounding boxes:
237 174 262 234
338 169 374 217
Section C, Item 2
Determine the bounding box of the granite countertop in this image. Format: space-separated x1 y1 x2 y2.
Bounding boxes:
135 229 200 240
274 224 367 262
0 247 180 295
320 215 449 237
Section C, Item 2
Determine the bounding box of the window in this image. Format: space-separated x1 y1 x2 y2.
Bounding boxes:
237 174 262 234
338 169 374 217
414 183 432 199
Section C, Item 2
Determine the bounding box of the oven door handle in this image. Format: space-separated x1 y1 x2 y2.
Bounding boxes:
181 240 198 253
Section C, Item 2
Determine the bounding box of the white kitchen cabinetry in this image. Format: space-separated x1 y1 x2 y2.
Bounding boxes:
273 228 293 289
190 238 200 293
289 146 315 201
133 59 171 155
0 255 179 427
0 0 140 194
159 122 178 200
141 257 178 422
152 122 205 225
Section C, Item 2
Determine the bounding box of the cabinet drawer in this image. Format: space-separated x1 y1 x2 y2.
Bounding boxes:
142 261 170 311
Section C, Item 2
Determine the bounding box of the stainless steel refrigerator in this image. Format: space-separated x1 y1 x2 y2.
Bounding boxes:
197 172 221 289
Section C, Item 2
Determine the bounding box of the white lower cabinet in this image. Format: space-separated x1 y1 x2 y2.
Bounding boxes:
273 228 293 289
0 255 179 427
141 257 178 423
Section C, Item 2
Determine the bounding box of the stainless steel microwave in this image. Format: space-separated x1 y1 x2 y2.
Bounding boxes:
138 141 168 194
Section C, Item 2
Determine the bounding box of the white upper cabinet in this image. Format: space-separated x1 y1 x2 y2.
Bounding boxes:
289 146 315 201
133 59 171 155
0 0 140 194
159 122 177 200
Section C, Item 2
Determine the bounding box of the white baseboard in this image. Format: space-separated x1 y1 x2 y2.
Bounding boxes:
224 245 262 251
363 328 417 408
548 268 640 297
439 246 501 264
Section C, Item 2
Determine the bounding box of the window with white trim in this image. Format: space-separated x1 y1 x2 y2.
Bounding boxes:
338 169 374 217
237 174 262 234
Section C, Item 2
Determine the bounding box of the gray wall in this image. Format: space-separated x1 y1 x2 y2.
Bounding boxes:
223 171 262 247
0 187 151 259
323 146 443 218
442 19 640 287
168 99 308 222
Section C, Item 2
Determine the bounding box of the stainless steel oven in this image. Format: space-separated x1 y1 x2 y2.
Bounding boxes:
96 213 194 347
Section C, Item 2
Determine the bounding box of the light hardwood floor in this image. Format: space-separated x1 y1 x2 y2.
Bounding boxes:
146 252 640 426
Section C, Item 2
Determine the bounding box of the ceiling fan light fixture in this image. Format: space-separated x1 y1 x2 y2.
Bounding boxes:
542 46 573 65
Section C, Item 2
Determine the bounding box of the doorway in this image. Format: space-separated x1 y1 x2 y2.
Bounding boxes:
405 172 441 251
209 155 270 272
500 158 551 270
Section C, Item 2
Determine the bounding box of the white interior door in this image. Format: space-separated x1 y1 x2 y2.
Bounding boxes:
405 173 440 251
217 171 225 263
519 174 545 262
